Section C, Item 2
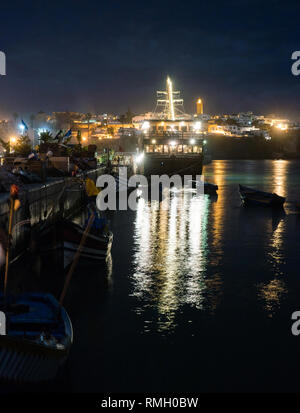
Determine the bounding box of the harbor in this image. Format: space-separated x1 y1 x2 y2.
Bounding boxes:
1 159 298 392
1 0 300 403
0 77 300 392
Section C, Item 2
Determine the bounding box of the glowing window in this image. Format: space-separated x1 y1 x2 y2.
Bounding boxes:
154 145 163 153
183 145 193 153
146 145 154 153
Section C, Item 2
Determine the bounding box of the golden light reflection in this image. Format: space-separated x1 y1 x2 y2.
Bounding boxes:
132 189 213 333
271 160 289 197
208 161 225 263
258 160 288 317
257 279 287 318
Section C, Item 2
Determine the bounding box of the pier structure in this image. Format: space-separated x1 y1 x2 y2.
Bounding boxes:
0 167 105 264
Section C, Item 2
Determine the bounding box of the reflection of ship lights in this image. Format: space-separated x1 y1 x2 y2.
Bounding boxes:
135 152 144 164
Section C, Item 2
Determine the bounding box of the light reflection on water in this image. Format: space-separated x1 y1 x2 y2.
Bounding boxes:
130 160 298 332
132 190 214 332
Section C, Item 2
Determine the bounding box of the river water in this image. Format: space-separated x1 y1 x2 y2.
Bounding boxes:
7 160 300 393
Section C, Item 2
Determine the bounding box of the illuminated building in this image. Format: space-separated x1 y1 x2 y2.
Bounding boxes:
196 98 203 115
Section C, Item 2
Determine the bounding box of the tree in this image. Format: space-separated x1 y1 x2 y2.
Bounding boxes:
14 135 32 156
119 108 135 124
39 131 53 144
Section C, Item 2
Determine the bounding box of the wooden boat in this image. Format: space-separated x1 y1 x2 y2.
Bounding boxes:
189 180 218 194
61 218 113 269
0 292 73 382
239 184 285 207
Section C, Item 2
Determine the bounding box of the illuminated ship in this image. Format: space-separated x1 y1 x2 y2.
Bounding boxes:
136 77 203 177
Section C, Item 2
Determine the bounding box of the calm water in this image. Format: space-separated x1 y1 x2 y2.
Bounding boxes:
7 160 300 393
61 160 300 392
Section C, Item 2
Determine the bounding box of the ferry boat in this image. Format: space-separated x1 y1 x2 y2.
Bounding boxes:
135 77 203 177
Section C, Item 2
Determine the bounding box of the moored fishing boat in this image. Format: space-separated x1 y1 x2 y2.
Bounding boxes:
188 180 218 194
61 217 113 269
239 184 285 207
0 292 73 382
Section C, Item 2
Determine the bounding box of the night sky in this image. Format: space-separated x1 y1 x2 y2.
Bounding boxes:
0 0 300 119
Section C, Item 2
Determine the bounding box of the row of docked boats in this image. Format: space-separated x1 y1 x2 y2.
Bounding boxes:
0 182 113 383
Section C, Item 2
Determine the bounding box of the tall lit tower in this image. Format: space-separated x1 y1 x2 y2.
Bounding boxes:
197 98 203 115
156 77 184 120
167 77 175 120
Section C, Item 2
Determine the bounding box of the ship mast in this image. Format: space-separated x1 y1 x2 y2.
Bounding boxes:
156 77 184 120
167 77 175 121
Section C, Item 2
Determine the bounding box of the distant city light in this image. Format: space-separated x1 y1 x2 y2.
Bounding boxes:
190 138 196 144
38 128 48 136
19 124 25 132
170 140 176 146
82 136 87 141
141 121 150 131
10 137 16 144
193 121 201 131
276 123 288 131
151 139 156 144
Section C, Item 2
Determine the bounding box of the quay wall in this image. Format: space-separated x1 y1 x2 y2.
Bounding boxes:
0 168 105 263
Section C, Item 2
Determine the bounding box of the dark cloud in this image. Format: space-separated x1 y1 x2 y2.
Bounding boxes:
0 0 300 118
